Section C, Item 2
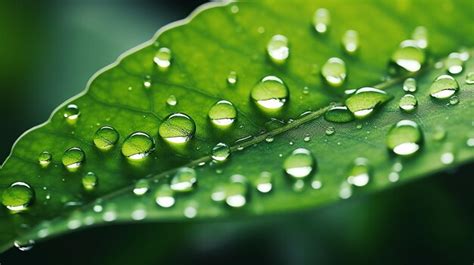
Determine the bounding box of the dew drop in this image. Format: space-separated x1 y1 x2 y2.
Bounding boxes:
208 100 237 127
170 167 197 192
255 171 273 193
283 148 315 179
339 181 352 199
386 120 422 156
225 175 248 208
440 152 454 165
62 147 85 171
153 47 172 71
412 26 428 49
93 126 119 151
342 30 359 54
133 179 150 196
63 104 80 123
143 76 152 89
345 87 390 118
38 151 52 168
311 179 323 190
429 74 459 99
166 95 177 106
324 105 354 123
347 158 371 187
466 72 474 84
227 71 238 86
403 78 417 93
445 52 464 75
321 57 346 87
391 40 425 73
82 172 98 191
267 34 289 64
399 94 418 112
1 182 34 212
155 185 175 208
449 95 459 105
159 113 196 144
121 132 155 161
313 8 330 34
211 143 231 162
432 126 447 141
325 126 335 136
251 76 289 111
14 239 35 251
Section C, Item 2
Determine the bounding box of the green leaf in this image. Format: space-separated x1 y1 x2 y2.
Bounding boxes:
1 0 473 252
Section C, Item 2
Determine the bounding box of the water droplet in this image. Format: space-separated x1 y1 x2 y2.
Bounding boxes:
155 185 175 208
342 30 359 54
466 137 474 147
121 132 155 160
399 94 418 112
303 135 311 142
131 207 147 221
339 181 352 199
226 175 248 208
153 47 172 71
170 167 197 192
133 179 150 196
429 74 459 99
267 34 289 64
183 203 198 219
388 172 400 182
14 239 35 251
432 126 447 141
93 126 119 151
265 136 274 143
449 95 459 105
391 40 425 72
212 143 231 162
227 71 238 86
321 57 346 87
466 72 474 84
345 87 390 118
38 151 52 168
159 113 196 144
445 52 464 75
1 182 34 212
251 76 289 112
283 148 315 179
412 26 428 49
403 78 417 93
440 152 454 165
143 76 152 89
230 5 239 14
311 179 323 190
208 100 237 127
63 104 80 123
313 8 330 34
324 105 354 123
255 171 273 193
62 147 85 171
386 120 422 156
325 126 335 136
82 172 98 191
347 158 370 187
166 95 177 106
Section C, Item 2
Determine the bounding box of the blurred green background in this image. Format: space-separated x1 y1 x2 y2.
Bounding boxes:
0 1 473 264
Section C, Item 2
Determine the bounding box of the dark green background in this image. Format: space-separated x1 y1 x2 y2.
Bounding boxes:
0 1 473 264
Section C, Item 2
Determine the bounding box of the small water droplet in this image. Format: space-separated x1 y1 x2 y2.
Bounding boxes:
429 74 459 99
2 182 34 212
412 26 428 49
131 207 147 221
153 47 172 71
391 40 425 73
403 78 417 93
440 152 454 165
251 76 289 112
255 171 273 193
226 175 248 208
324 105 354 123
449 95 459 105
63 104 80 123
133 179 150 196
159 113 196 144
14 239 35 251
386 120 422 156
265 136 274 143
466 72 474 84
283 148 315 179
311 179 323 190
321 57 346 87
313 8 330 34
432 126 447 141
303 135 311 142
121 132 155 160
62 147 85 171
345 87 390 118
325 126 335 136
347 158 371 187
399 94 418 112
166 95 177 106
38 151 52 168
170 167 197 192
82 172 98 191
466 137 474 147
230 5 239 14
208 100 237 127
339 181 352 199
184 203 198 219
388 172 400 182
212 143 231 162
227 71 238 86
267 34 289 64
143 76 152 89
445 52 464 75
155 185 175 208
93 126 119 151
342 30 359 54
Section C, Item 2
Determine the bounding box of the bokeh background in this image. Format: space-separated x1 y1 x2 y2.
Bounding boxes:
0 1 473 264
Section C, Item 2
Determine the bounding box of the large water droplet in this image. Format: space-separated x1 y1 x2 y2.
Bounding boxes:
153 47 172 71
251 76 289 111
62 147 85 171
82 172 98 191
159 113 196 144
445 52 464 75
121 132 155 160
342 30 359 54
324 105 354 123
133 179 150 196
345 87 390 118
212 143 231 162
170 167 197 192
93 126 119 151
255 171 273 193
155 185 175 208
399 94 418 112
38 151 52 168
321 57 346 87
347 158 371 187
412 26 428 49
403 78 417 93
429 75 459 99
267 34 289 64
63 104 80 123
386 120 422 156
2 182 34 212
313 8 330 34
391 40 425 73
208 100 237 127
283 148 315 179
